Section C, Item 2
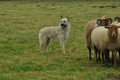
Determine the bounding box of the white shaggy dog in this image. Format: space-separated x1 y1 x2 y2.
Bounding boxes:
38 16 70 53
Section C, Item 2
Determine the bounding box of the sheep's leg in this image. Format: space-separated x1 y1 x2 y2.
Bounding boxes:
119 51 120 59
104 50 109 67
107 51 110 63
105 51 110 63
112 53 114 64
93 46 98 63
87 47 92 60
113 50 117 69
94 49 98 63
105 52 108 67
118 48 120 58
98 51 101 61
102 52 105 63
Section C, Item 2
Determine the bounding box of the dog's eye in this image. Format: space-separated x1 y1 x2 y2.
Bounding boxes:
64 21 66 22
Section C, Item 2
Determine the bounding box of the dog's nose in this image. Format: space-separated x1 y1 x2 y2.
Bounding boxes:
61 24 64 26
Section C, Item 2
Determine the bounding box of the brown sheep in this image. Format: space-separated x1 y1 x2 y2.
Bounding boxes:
85 16 112 60
112 17 120 59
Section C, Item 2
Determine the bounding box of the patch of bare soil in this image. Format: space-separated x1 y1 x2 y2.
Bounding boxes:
106 73 120 79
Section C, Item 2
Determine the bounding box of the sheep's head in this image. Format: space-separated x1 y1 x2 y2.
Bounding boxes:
105 25 120 37
97 18 112 26
114 17 120 23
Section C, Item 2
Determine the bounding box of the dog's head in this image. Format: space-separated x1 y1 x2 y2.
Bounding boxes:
60 16 69 28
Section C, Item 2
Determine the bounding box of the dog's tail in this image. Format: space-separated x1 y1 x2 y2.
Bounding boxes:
45 38 51 48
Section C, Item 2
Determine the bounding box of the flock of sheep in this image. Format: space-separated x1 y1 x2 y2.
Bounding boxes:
85 16 120 69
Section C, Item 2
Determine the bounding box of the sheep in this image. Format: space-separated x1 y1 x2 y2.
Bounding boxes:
91 25 120 69
97 17 112 26
85 16 112 60
115 17 120 22
112 17 120 58
112 17 120 25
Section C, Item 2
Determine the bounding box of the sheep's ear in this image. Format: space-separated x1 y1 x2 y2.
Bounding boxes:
117 26 120 28
105 26 110 29
66 16 69 22
61 15 63 19
97 19 101 26
107 18 112 24
114 17 119 21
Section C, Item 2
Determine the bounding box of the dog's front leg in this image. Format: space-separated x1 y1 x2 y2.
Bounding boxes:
60 40 65 53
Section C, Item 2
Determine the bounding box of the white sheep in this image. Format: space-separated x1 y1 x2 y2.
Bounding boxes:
85 16 112 60
91 25 120 69
112 17 120 25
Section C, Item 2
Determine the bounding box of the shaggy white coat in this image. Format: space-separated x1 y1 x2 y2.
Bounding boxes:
38 18 70 53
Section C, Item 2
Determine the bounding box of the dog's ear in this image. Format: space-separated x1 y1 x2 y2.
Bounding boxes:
66 16 69 22
61 16 63 19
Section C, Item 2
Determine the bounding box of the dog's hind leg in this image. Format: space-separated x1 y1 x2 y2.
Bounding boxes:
45 38 51 53
39 35 43 53
39 36 47 53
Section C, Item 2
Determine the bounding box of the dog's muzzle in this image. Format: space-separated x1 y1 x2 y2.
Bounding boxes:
61 23 67 28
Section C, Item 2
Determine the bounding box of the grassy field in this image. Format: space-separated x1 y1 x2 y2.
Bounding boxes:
1 0 120 80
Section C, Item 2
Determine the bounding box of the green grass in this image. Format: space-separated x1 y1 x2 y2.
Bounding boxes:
1 0 120 80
